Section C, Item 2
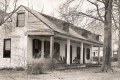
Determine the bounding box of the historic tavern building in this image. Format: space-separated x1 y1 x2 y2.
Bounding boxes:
0 5 103 69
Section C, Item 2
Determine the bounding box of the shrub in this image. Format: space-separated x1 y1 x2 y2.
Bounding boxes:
15 67 25 71
111 57 118 62
93 57 103 62
27 63 44 75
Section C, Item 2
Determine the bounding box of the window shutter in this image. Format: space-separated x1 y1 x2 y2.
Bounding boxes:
32 39 35 57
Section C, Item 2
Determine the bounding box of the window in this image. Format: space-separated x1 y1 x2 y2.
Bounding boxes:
96 35 99 41
44 41 50 58
86 48 90 60
33 39 41 58
16 12 25 27
3 39 11 58
82 32 88 38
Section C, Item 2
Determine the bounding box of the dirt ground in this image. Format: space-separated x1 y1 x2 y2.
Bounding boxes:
0 62 120 80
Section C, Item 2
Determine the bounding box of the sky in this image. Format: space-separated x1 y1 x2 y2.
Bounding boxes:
12 0 101 28
0 0 99 18
9 0 94 17
0 0 104 29
16 0 66 16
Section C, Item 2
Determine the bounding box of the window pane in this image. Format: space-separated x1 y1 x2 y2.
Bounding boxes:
18 20 25 27
3 39 11 58
17 13 25 27
5 40 10 50
18 13 25 20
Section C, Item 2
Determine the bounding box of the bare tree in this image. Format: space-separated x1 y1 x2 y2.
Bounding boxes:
109 0 120 68
0 0 18 25
113 0 120 67
59 0 113 72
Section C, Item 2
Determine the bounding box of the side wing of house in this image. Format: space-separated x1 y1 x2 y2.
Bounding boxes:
0 6 52 68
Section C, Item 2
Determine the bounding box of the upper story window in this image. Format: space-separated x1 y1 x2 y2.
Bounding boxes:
82 31 88 38
16 12 25 27
96 35 99 41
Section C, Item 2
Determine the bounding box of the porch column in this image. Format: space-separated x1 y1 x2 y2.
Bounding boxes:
41 40 44 58
90 45 93 62
50 36 54 59
67 39 70 65
98 46 100 64
80 42 83 64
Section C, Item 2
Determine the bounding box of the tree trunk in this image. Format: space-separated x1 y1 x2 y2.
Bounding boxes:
118 0 120 67
101 0 113 72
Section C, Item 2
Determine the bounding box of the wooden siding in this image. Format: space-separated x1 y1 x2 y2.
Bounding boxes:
27 12 50 31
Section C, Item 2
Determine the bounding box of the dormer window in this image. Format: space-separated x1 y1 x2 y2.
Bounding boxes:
96 35 100 41
16 12 25 27
82 32 88 38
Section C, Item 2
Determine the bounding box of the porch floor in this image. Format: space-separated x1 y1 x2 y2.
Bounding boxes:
54 63 102 70
54 63 86 70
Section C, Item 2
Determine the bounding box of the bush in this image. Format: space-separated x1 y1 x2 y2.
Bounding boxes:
27 63 44 75
15 67 25 71
0 68 13 70
93 57 103 62
112 57 118 62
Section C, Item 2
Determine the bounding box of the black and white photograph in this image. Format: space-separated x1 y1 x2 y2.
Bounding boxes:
0 0 119 80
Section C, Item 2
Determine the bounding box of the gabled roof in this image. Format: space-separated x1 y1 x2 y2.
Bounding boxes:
4 5 69 35
22 5 69 35
4 5 103 45
40 12 102 45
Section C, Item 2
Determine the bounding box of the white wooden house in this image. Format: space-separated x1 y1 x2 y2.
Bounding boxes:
0 5 103 69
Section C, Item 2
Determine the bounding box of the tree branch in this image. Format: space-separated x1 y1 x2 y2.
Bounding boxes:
78 11 104 23
97 0 105 4
112 13 119 30
87 0 104 22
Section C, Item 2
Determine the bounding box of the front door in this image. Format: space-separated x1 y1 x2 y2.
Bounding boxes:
32 39 41 58
77 47 80 59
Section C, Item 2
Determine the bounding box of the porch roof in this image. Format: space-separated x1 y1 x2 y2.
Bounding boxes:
22 6 69 36
22 5 103 46
69 28 103 46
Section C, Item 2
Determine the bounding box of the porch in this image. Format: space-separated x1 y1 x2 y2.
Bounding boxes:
26 34 102 66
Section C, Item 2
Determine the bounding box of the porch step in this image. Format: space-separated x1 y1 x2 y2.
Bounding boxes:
54 64 86 70
86 63 102 67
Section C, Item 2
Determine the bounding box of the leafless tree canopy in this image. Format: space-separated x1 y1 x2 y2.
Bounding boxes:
0 0 18 25
59 0 114 72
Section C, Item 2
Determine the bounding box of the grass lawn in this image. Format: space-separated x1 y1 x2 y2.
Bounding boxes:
0 62 120 80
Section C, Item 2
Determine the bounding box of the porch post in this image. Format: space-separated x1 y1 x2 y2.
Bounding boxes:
50 36 54 59
98 46 100 64
41 40 44 58
67 39 70 65
90 45 93 62
80 42 83 64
